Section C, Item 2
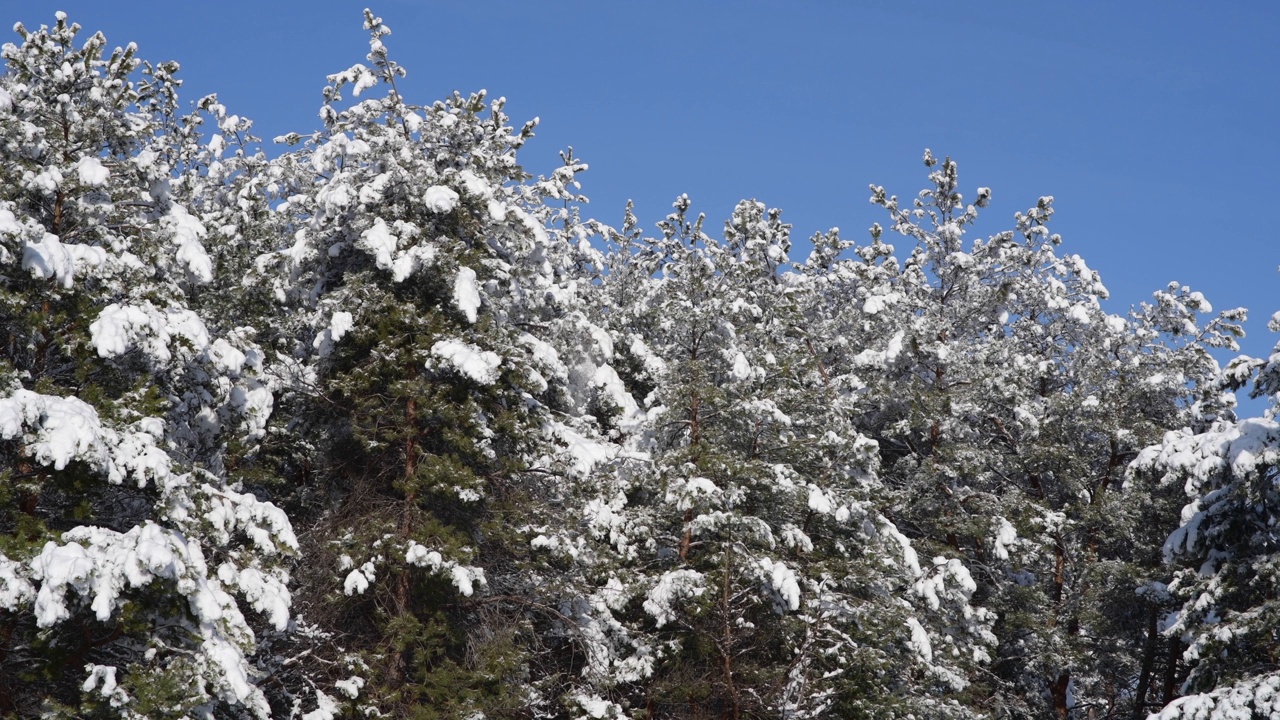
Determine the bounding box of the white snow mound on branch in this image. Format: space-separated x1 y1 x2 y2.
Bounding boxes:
423 185 460 213
404 541 487 596
75 157 110 186
0 553 35 610
0 390 106 471
549 420 618 477
357 218 397 271
453 266 481 323
644 569 705 628
1152 672 1280 719
431 339 501 384
89 302 211 363
163 205 213 283
22 232 106 288
757 558 801 612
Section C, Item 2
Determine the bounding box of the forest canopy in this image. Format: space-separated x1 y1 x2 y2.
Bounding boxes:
0 10 1278 720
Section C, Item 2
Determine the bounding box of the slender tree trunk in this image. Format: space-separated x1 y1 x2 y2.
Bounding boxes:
388 395 419 685
719 547 740 720
1161 637 1183 706
679 508 694 561
681 369 701 561
1132 603 1160 720
1048 537 1066 633
1050 671 1071 720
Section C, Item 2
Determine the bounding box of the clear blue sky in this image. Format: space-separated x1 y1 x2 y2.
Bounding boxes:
10 1 1280 411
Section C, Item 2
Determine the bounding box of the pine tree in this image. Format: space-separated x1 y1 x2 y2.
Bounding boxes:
0 14 296 718
0 10 1263 720
1132 309 1280 720
250 12 617 718
851 152 1242 718
534 194 995 720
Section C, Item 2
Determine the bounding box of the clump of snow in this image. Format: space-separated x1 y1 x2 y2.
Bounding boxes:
335 676 364 700
163 205 213 283
643 569 705 627
313 311 355 357
22 232 106 288
992 518 1018 561
423 185 460 213
329 311 354 341
207 338 248 375
0 389 181 489
628 335 667 376
89 304 151 358
881 520 923 578
906 616 933 663
589 325 614 361
29 167 62 195
457 170 492 199
592 363 642 430
665 476 720 511
851 329 905 368
807 485 833 515
356 218 397 271
1152 673 1280 720
863 291 901 315
757 558 801 612
405 544 443 569
200 484 298 555
1068 304 1092 325
391 243 437 282
453 266 482 323
0 553 35 611
230 384 275 442
521 332 568 381
404 542 486 596
89 303 211 364
450 565 484 596
913 557 978 611
301 690 341 720
729 351 752 380
575 694 621 719
343 566 372 596
0 389 109 473
75 157 110 187
550 421 617 477
219 565 291 631
432 339 501 384
82 664 129 708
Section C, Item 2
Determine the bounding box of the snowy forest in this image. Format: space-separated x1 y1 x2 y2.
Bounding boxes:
1 10 1279 720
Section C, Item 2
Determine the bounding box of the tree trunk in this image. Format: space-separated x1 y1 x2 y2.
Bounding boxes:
388 395 419 685
1132 602 1159 720
719 548 740 720
1050 671 1071 720
1161 637 1183 706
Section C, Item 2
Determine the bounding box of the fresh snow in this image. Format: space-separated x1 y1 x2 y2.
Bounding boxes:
453 266 482 322
431 338 501 384
357 218 397 271
21 232 106 288
644 569 705 628
163 205 213 283
75 156 110 186
423 185 460 213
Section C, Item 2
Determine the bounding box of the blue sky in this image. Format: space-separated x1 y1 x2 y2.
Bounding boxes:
11 1 1280 409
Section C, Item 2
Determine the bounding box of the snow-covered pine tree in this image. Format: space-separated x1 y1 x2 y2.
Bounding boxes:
249 11 619 717
0 9 1259 720
532 193 996 719
849 152 1243 718
1131 306 1280 720
0 14 298 718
